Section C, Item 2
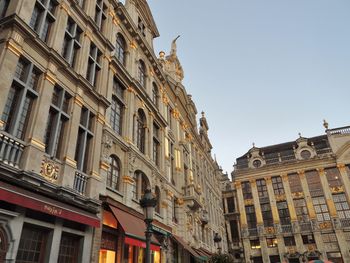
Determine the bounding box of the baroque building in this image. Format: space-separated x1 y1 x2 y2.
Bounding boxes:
228 123 350 263
0 0 226 262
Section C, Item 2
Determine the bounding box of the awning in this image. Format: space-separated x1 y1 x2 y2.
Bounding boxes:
0 181 100 227
109 206 160 251
172 235 202 259
194 247 212 260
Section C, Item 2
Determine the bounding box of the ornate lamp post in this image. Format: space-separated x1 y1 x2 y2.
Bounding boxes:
140 189 157 263
213 232 222 254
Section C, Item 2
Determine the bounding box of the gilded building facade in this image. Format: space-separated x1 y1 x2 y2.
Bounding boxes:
230 124 350 263
0 0 226 262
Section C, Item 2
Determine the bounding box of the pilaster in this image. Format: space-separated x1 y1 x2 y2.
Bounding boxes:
298 171 316 220
250 179 263 225
317 168 337 218
50 2 69 53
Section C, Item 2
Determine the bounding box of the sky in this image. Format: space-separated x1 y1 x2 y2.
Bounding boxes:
146 0 350 176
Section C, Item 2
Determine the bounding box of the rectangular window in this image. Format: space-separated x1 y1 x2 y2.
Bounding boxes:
261 203 273 227
313 196 330 222
75 107 94 173
62 17 82 67
306 170 324 197
283 236 296 246
242 181 252 199
16 224 49 263
170 142 175 185
153 123 160 167
288 173 303 193
333 193 350 219
256 179 269 201
245 205 257 229
272 176 284 195
294 198 309 223
167 106 172 129
1 57 40 140
0 0 9 18
86 43 102 87
227 196 235 213
95 0 107 31
325 167 343 187
58 232 81 263
302 234 315 244
110 79 125 135
266 237 278 248
322 232 338 245
44 86 71 159
30 0 58 42
277 201 290 225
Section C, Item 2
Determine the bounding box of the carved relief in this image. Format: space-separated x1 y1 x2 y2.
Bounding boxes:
40 158 59 182
102 134 113 162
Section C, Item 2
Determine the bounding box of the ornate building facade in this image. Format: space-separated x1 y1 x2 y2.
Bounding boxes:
229 124 350 263
0 0 226 262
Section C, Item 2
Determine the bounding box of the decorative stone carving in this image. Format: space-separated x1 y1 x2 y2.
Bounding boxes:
292 221 300 233
102 134 113 162
332 218 341 230
128 151 136 173
40 158 59 182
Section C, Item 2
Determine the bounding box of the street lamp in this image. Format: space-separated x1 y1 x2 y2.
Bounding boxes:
213 232 222 254
140 188 157 263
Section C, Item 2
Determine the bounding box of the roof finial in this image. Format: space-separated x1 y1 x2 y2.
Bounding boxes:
252 142 255 147
298 132 302 138
323 119 329 129
201 111 205 117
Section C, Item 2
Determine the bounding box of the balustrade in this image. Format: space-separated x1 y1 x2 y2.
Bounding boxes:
73 171 88 195
0 132 25 168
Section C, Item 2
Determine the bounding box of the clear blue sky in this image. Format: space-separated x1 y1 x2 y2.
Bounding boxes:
147 0 350 175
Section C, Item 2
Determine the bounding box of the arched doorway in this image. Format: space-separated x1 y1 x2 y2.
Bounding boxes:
0 227 8 262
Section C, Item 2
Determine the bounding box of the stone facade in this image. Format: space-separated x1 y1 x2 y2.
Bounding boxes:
0 0 226 262
226 124 350 263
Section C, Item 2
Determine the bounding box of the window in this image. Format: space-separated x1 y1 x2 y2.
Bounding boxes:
75 107 94 173
58 233 81 263
167 105 172 129
44 86 71 159
136 110 146 153
16 224 49 263
227 197 235 213
153 123 160 167
277 201 290 225
62 18 82 66
242 181 252 199
155 186 160 214
266 237 278 248
322 232 338 246
283 236 296 246
132 171 149 200
302 234 315 244
95 0 107 31
170 142 175 185
272 176 284 195
325 167 343 187
288 173 303 193
261 203 273 227
256 179 269 200
1 57 40 140
306 170 324 197
294 199 309 223
110 79 124 135
250 239 260 249
245 205 257 229
0 0 9 19
333 193 350 219
116 33 126 65
152 83 158 107
137 60 146 87
107 155 120 191
173 197 178 223
30 0 58 42
86 43 102 87
313 196 330 222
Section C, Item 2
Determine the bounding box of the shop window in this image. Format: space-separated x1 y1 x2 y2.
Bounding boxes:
266 237 277 248
16 224 49 263
99 231 117 263
250 239 260 249
58 232 81 263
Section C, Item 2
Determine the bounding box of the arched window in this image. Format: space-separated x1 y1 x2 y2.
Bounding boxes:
0 227 8 261
107 155 120 190
136 109 146 153
152 83 158 107
110 78 125 135
155 186 161 214
116 33 126 65
138 60 146 87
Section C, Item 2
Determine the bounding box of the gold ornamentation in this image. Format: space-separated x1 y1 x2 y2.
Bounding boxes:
74 96 84 107
249 179 256 186
297 170 305 177
244 199 254 206
161 200 168 208
64 156 77 168
275 194 286 201
337 163 346 170
166 189 174 198
5 40 22 57
100 161 110 171
30 138 46 151
40 158 59 182
292 192 304 199
316 167 325 173
176 198 184 205
130 41 137 49
59 2 70 14
330 186 344 193
44 71 57 85
234 181 242 189
122 175 135 184
265 177 272 183
319 221 332 229
265 226 275 234
97 113 105 125
281 174 288 181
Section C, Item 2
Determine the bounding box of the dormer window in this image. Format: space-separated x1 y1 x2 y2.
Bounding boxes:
138 17 146 37
253 159 262 168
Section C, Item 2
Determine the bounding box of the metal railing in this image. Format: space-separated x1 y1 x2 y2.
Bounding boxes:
281 224 293 233
299 222 312 232
248 228 258 236
0 132 25 168
328 126 350 135
73 171 88 195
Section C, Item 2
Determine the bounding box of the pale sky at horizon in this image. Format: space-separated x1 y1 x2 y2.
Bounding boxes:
147 0 350 175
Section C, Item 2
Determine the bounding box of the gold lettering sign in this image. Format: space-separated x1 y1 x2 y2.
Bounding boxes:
43 205 63 216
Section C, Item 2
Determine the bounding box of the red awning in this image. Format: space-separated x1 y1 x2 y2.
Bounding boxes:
0 181 100 227
109 206 160 251
172 235 202 259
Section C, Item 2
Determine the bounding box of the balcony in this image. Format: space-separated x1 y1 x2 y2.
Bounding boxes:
0 131 25 168
248 228 258 236
299 222 312 232
183 185 202 211
73 171 88 195
281 224 293 233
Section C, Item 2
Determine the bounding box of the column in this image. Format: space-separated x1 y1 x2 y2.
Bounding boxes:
266 177 285 261
17 0 36 24
76 31 91 77
50 3 69 53
48 219 63 263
